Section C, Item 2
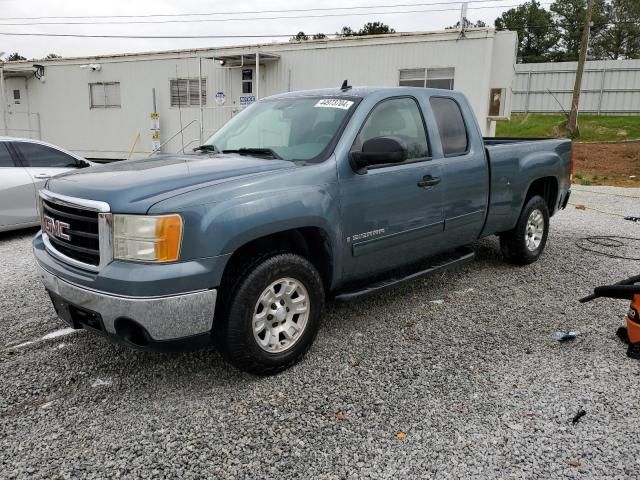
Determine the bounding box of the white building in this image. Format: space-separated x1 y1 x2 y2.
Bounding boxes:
0 29 517 161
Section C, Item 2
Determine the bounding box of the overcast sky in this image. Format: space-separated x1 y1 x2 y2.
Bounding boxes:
0 0 531 59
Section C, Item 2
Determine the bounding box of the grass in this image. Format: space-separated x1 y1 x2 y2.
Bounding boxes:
496 114 640 142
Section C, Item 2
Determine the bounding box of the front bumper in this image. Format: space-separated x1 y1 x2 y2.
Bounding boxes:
36 262 218 350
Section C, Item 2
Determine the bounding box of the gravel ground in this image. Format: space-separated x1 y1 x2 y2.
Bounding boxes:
1 185 640 479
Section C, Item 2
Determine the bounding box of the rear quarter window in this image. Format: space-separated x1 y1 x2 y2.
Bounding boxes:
429 97 469 157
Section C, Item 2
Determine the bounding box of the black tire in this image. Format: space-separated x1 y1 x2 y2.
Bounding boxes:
216 253 324 375
500 195 550 265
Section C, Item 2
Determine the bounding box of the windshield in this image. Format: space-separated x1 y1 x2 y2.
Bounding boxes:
204 97 358 162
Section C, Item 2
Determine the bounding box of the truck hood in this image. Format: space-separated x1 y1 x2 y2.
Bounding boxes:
46 154 296 213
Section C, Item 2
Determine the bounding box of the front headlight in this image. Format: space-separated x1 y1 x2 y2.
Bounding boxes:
113 214 183 262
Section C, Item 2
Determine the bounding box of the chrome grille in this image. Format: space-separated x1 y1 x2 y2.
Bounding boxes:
40 190 112 272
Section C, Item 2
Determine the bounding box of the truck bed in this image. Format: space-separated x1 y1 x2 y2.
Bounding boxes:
480 137 572 237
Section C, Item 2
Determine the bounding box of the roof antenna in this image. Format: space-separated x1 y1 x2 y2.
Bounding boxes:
341 79 352 91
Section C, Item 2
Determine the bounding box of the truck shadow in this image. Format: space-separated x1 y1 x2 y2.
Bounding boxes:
32 238 507 389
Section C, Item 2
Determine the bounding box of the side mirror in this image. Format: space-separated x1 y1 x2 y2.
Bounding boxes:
77 160 91 169
349 136 408 174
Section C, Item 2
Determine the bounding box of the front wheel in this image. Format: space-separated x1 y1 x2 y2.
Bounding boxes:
500 195 550 265
216 253 324 375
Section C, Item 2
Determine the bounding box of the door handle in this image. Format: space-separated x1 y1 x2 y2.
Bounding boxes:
34 173 51 179
417 175 441 188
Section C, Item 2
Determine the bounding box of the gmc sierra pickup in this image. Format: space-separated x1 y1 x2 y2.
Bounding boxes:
33 86 571 374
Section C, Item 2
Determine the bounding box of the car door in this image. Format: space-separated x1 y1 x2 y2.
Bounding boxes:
427 96 489 245
0 141 39 230
339 96 446 280
13 141 82 192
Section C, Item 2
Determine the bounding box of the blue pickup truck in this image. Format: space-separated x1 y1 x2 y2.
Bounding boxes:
33 86 572 374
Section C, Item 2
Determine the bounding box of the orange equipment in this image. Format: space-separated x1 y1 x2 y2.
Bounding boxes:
581 274 640 359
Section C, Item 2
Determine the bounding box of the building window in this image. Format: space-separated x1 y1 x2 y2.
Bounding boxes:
399 68 455 90
89 82 121 108
170 78 207 107
426 68 455 90
399 69 426 88
13 89 21 104
242 69 253 94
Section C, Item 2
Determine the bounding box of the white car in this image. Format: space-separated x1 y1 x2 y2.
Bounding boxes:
0 137 93 232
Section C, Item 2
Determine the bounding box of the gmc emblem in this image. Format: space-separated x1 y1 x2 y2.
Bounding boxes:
44 215 71 241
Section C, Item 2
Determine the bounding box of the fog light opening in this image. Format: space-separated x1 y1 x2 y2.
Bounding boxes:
114 318 152 347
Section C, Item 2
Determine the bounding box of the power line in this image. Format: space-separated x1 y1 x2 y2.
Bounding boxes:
0 32 296 39
0 23 635 40
0 4 549 27
0 0 522 21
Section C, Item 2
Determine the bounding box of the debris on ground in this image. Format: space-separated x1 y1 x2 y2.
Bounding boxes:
553 331 579 342
572 409 587 425
332 412 348 421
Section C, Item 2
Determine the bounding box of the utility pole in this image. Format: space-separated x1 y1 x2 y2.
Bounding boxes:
567 0 594 138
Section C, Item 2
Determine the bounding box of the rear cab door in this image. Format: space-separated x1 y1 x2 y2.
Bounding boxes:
0 141 39 230
424 94 489 246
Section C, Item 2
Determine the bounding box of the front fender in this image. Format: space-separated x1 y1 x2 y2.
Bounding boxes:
154 183 343 287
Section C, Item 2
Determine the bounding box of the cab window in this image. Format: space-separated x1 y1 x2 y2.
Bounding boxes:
352 97 429 162
429 97 469 157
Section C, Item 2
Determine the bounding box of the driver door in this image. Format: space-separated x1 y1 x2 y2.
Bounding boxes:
339 96 446 280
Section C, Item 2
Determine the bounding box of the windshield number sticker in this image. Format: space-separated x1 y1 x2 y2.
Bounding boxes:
315 99 354 110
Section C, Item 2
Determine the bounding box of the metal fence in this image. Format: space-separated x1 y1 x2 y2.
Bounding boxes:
512 59 640 115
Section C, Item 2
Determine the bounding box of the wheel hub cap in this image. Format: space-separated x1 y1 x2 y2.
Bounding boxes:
525 209 544 251
252 277 310 353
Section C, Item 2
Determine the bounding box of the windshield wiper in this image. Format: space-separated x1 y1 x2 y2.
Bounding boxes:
222 148 282 160
193 144 220 153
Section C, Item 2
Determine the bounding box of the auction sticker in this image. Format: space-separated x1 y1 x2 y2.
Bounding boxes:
315 99 354 110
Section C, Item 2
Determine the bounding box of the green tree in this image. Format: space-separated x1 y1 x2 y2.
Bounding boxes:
447 18 488 29
358 22 395 35
550 0 608 61
45 53 62 59
311 33 327 40
6 52 26 61
289 31 309 42
336 26 357 37
495 0 559 62
592 0 640 59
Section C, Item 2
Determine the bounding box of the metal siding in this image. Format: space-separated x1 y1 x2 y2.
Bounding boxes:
512 59 640 114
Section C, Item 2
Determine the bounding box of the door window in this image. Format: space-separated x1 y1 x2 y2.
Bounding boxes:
0 143 14 167
429 97 469 157
242 69 253 94
353 97 429 161
15 142 79 168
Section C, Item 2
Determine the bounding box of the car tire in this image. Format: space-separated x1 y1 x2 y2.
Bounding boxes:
216 253 324 375
500 195 550 265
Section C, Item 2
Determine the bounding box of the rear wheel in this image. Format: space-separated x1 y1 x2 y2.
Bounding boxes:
216 253 324 375
500 195 550 265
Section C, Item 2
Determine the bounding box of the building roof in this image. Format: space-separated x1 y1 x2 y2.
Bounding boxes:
0 28 502 66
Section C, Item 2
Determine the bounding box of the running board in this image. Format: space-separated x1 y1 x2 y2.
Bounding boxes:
334 247 475 301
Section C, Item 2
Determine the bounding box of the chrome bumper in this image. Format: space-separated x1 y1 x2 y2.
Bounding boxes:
36 263 217 341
